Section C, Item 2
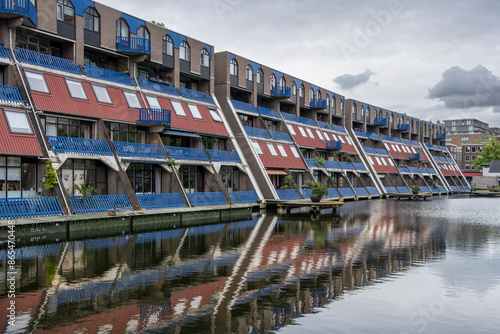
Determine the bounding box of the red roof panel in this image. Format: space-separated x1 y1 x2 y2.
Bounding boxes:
0 108 43 156
256 141 305 169
367 155 399 174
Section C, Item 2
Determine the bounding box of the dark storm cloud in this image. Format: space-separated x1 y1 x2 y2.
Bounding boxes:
333 70 375 90
428 66 500 111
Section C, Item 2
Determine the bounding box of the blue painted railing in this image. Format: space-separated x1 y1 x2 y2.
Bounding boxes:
0 197 62 219
258 106 281 119
228 191 260 204
317 121 331 130
138 108 171 125
136 193 186 210
269 130 292 142
440 146 448 152
368 132 381 141
338 188 355 197
300 116 318 127
48 136 113 156
363 146 377 154
0 45 11 58
399 167 410 173
305 158 325 168
231 99 258 114
435 133 446 139
354 130 369 138
374 117 388 125
354 188 369 197
113 142 166 159
116 36 151 54
427 168 437 174
14 48 81 75
165 146 209 161
300 189 312 198
326 188 339 198
353 162 367 171
137 77 179 96
331 124 347 133
450 186 459 192
385 187 398 194
83 64 136 86
310 99 327 108
409 153 420 160
392 137 403 143
397 124 410 131
367 187 380 195
281 112 302 123
411 140 421 146
271 86 291 97
408 167 420 174
430 186 439 193
402 139 412 145
0 85 23 103
326 140 342 150
69 195 132 214
325 160 341 169
338 161 356 170
0 0 37 26
375 148 389 155
244 126 271 139
397 186 410 194
419 168 429 174
179 87 214 104
276 189 301 200
207 149 241 163
187 192 227 206
438 186 447 192
381 134 392 141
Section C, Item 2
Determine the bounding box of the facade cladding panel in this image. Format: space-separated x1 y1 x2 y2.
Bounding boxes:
0 109 43 156
157 97 228 136
289 124 327 149
370 158 399 174
256 141 305 169
29 74 142 122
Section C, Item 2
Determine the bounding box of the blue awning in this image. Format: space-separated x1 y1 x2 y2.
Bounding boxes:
163 129 201 138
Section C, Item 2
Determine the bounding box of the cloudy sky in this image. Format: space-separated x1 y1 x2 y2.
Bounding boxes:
97 0 500 127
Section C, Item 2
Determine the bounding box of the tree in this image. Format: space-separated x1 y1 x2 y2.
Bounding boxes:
472 137 500 170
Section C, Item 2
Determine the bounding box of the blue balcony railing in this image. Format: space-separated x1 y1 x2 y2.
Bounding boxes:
231 99 258 114
408 167 420 174
317 121 331 130
353 162 368 171
354 130 369 138
69 195 132 214
409 153 420 160
113 142 166 159
300 116 318 127
269 130 292 142
207 149 241 163
136 193 186 210
305 158 324 168
310 99 327 109
0 197 62 219
325 160 341 169
276 189 301 200
138 108 171 125
271 86 291 97
0 85 23 103
179 87 214 104
374 117 388 125
116 36 151 54
281 112 301 123
338 188 355 197
435 133 446 139
0 45 11 58
368 132 381 141
363 146 377 154
339 161 356 170
331 124 347 133
375 148 389 155
0 0 37 26
137 77 179 96
244 126 271 139
14 48 81 75
83 64 136 86
427 168 437 175
326 188 340 198
187 192 227 207
397 123 410 131
165 146 209 161
398 167 410 173
48 136 113 156
326 140 342 150
258 106 281 119
228 191 260 204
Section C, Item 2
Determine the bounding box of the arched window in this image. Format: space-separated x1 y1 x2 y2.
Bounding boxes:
179 41 190 61
201 48 210 67
332 97 336 113
230 59 238 76
360 106 365 117
116 18 129 38
317 91 321 100
246 65 253 81
57 0 74 24
257 68 263 84
270 74 276 87
310 88 315 100
299 85 304 97
325 95 329 108
163 35 173 56
353 104 357 117
84 7 99 32
137 26 150 40
291 82 297 96
279 77 286 87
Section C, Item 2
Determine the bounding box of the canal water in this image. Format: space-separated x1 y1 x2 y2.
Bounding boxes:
1 196 500 333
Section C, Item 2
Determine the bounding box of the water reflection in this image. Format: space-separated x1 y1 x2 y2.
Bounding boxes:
1 198 499 333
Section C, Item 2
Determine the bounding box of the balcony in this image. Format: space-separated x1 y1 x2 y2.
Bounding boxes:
68 194 132 214
375 148 389 155
137 77 179 96
48 136 113 156
310 99 327 109
409 153 420 160
83 64 135 86
244 126 271 139
326 140 343 150
373 117 388 126
397 123 410 131
165 146 209 161
116 36 151 55
0 85 23 104
269 130 292 142
14 48 81 75
113 142 166 159
300 116 317 127
435 133 446 139
0 197 62 219
0 0 37 26
179 87 214 104
207 150 241 163
258 106 281 119
271 86 291 98
138 108 171 126
0 45 10 59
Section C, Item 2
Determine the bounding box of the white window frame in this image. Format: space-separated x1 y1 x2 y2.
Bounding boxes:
380 157 388 166
25 70 49 93
395 145 402 152
367 156 374 165
306 128 315 139
298 126 307 137
287 124 296 136
123 91 142 109
388 159 394 166
252 141 263 155
246 65 253 81
188 104 203 119
267 143 278 156
4 109 33 134
411 147 417 154
65 79 87 100
374 156 382 165
338 135 345 144
385 143 391 151
315 130 324 140
277 144 288 157
171 100 187 117
201 48 210 67
332 134 339 141
290 145 300 158
179 41 190 61
208 108 223 122
323 132 331 140
92 84 112 104
345 136 352 145
146 95 161 109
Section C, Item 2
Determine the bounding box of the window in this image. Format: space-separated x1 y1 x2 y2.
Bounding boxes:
25 71 49 93
65 79 87 100
315 130 324 140
465 155 470 161
395 145 401 152
345 136 352 145
270 74 276 87
326 95 330 108
287 124 296 136
84 7 99 32
338 135 345 144
374 156 382 165
323 132 330 140
279 77 286 87
332 134 339 141
465 164 470 170
471 147 476 153
310 88 315 99
380 157 387 166
137 26 150 40
208 108 223 122
163 35 173 56
291 82 297 96
367 156 374 165
57 0 74 24
116 18 129 38
230 59 238 76
465 147 470 153
171 100 187 116
123 91 141 108
146 95 161 109
201 48 210 67
127 163 156 194
471 155 476 160
277 144 287 157
298 126 307 137
267 143 278 156
252 141 263 155
0 157 38 198
299 85 304 97
388 159 394 166
290 145 300 158
246 65 253 81
179 41 190 61
401 146 408 153
306 128 315 139
4 110 33 134
92 85 112 104
257 68 263 84
188 104 203 119
220 166 240 192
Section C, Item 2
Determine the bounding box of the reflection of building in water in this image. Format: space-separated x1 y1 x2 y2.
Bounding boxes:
0 214 451 333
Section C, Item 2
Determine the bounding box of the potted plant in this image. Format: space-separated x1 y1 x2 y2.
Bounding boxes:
411 185 420 194
310 182 328 202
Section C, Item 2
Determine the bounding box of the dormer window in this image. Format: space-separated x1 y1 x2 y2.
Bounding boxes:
179 41 190 61
57 0 74 24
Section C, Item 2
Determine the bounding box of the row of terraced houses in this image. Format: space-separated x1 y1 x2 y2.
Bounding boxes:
0 0 469 219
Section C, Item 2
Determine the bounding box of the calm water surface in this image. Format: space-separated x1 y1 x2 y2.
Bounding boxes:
1 196 500 333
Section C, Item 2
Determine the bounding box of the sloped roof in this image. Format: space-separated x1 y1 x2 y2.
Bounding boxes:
489 160 500 173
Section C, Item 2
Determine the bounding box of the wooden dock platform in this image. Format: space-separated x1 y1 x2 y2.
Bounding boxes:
268 199 344 214
395 193 432 200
